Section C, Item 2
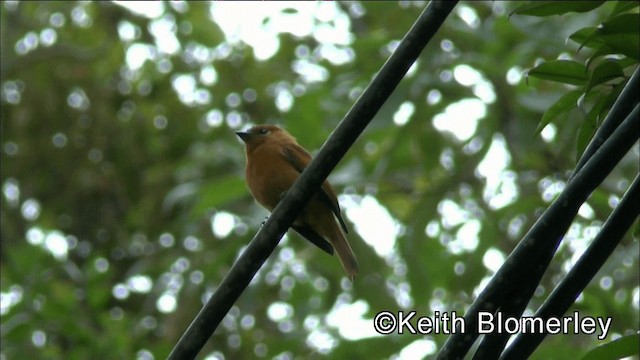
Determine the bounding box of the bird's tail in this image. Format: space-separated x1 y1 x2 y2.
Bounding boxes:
331 225 358 280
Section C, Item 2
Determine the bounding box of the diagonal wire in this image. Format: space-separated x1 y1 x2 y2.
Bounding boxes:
167 2 458 359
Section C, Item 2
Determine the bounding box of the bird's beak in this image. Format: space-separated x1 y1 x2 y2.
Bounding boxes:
236 131 250 142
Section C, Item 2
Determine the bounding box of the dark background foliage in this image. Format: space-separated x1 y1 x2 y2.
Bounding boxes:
1 1 637 359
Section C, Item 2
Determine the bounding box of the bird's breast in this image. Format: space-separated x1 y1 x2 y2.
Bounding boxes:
246 146 299 210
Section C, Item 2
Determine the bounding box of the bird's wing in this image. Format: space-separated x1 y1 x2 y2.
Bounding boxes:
291 225 334 255
282 143 349 233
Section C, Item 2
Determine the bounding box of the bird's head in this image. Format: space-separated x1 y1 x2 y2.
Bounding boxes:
236 125 296 151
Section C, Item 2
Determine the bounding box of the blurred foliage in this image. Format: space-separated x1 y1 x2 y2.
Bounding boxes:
1 1 637 359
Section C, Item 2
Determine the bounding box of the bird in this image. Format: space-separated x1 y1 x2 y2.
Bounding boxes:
236 124 358 278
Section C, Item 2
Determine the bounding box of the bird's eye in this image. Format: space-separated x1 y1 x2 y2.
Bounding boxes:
258 128 269 135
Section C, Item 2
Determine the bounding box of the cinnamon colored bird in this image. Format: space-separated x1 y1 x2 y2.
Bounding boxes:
236 125 358 278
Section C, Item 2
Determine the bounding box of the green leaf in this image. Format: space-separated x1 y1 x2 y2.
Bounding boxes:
586 45 615 68
527 60 587 85
600 35 640 60
585 60 624 94
581 334 640 360
569 27 602 51
569 14 640 60
610 1 639 17
600 13 640 34
578 78 626 160
511 1 606 17
536 89 582 136
598 14 640 60
586 48 640 70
